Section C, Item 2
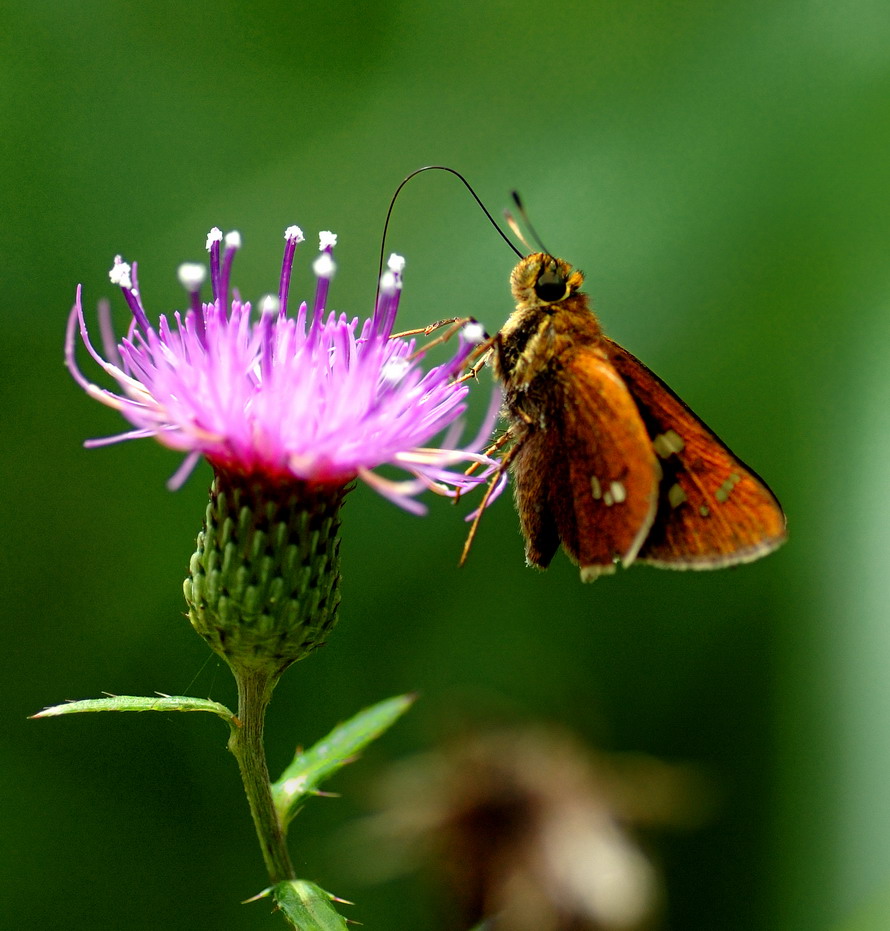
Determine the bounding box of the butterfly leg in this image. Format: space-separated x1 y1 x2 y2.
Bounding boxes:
455 341 497 383
459 433 523 567
389 317 465 340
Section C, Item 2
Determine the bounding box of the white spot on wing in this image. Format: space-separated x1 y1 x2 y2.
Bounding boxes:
668 483 687 508
653 429 685 458
715 472 742 503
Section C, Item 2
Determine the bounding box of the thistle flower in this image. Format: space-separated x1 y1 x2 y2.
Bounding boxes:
66 225 497 510
66 227 500 673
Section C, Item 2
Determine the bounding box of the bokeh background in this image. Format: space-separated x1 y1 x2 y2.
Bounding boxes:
3 1 889 928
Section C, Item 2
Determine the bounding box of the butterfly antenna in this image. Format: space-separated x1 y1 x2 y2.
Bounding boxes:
509 190 554 257
503 210 533 253
378 166 524 281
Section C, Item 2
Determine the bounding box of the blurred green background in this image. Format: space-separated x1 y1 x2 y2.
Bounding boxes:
3 1 889 928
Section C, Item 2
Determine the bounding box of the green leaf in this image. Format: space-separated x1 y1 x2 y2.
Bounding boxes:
271 692 416 826
31 694 236 726
270 880 350 930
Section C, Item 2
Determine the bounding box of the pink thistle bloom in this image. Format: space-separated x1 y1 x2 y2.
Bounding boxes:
66 226 502 513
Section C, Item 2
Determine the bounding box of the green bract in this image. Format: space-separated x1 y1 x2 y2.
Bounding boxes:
184 471 346 675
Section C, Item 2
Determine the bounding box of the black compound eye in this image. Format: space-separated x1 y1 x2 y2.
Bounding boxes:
534 267 568 302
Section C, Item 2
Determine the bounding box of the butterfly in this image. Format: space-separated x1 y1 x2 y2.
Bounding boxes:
472 250 787 582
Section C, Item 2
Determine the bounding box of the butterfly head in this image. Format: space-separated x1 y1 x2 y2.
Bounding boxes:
510 253 585 309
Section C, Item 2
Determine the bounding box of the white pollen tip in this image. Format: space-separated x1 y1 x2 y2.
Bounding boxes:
382 356 411 383
387 253 406 274
224 230 242 250
206 227 223 250
177 262 207 292
109 258 133 289
260 294 280 316
462 321 486 344
378 269 398 295
313 252 336 280
284 225 305 244
319 230 338 251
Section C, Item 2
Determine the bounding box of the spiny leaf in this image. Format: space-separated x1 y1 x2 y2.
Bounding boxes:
269 880 351 930
31 694 236 726
272 693 416 827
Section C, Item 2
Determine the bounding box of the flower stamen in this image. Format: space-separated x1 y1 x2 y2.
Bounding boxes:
68 227 501 511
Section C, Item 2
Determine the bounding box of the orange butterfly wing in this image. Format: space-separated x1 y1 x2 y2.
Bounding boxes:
602 337 787 568
511 346 661 580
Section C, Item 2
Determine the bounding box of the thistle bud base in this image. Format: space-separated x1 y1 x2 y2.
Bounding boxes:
184 470 348 677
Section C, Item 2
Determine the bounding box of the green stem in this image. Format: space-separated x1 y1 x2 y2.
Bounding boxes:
228 668 295 884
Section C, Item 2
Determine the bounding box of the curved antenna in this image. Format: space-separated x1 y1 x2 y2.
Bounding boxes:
508 190 553 257
378 166 524 279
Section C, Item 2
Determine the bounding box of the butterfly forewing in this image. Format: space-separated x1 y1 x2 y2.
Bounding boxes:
513 346 661 578
603 338 787 568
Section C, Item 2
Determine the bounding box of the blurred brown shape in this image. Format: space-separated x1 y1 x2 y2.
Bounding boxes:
366 727 708 930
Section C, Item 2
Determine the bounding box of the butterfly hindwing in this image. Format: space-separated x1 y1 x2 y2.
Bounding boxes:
602 337 787 568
